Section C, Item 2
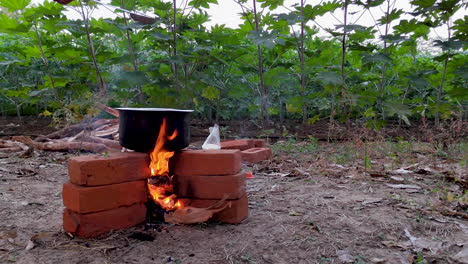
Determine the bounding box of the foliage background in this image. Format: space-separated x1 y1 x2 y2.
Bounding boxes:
0 0 466 128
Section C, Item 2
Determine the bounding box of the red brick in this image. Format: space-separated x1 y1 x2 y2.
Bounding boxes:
220 139 254 150
63 203 146 238
174 172 246 199
241 148 272 163
252 139 266 148
178 196 248 224
171 149 241 176
62 181 147 214
68 152 150 186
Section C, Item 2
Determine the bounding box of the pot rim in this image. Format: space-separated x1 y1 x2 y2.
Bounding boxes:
117 107 194 112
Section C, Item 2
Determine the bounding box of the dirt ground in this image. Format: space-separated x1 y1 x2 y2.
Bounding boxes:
0 118 467 264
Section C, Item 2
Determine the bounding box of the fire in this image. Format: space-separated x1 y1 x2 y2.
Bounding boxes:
147 118 180 211
149 118 177 176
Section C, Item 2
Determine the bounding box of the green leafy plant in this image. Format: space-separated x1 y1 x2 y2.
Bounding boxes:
0 0 465 130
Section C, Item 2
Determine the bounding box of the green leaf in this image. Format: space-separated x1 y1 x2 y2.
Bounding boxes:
410 0 437 9
0 0 31 11
394 19 430 38
201 86 219 100
446 85 468 100
335 24 367 33
378 9 404 25
354 0 385 8
433 53 450 62
258 0 284 10
0 14 31 33
452 16 468 42
189 0 217 9
348 26 376 41
307 115 320 125
348 43 376 52
380 34 408 43
302 1 341 20
362 52 392 64
150 31 172 40
110 0 136 10
264 67 289 86
286 96 303 113
274 13 301 25
433 39 466 51
247 30 283 49
120 71 148 86
158 64 171 75
453 62 468 80
316 71 342 86
384 101 412 125
0 59 22 65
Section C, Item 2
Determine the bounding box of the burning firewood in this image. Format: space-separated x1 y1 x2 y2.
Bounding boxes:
164 198 231 224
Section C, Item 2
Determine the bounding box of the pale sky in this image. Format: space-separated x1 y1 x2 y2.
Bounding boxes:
29 0 464 41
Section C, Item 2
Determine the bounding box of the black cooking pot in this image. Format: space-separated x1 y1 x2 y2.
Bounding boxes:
117 108 194 153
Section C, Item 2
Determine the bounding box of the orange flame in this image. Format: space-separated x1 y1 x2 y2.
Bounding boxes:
147 118 180 210
149 119 178 176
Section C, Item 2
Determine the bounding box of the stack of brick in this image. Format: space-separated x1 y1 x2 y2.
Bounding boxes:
220 139 272 163
62 152 150 238
171 149 248 224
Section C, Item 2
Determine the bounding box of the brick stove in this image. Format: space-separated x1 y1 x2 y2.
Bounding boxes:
62 140 271 238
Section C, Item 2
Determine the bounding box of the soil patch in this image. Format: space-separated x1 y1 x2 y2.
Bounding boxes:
0 138 466 263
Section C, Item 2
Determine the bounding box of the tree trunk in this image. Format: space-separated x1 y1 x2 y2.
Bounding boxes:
435 22 451 127
121 0 145 104
299 0 307 124
173 0 180 92
375 0 391 125
253 0 269 126
33 24 59 101
340 0 349 116
79 0 107 100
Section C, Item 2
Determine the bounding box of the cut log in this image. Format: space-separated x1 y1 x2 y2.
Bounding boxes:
0 139 29 150
92 125 119 138
96 103 120 118
0 147 22 153
75 134 121 149
12 136 108 153
35 119 117 142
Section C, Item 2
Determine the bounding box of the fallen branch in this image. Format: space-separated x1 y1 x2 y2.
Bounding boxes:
35 119 117 142
0 147 22 153
93 125 119 138
75 134 121 149
96 103 120 118
0 139 29 150
438 209 468 220
12 136 108 153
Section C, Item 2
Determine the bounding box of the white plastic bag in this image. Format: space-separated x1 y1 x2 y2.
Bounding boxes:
202 124 221 150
